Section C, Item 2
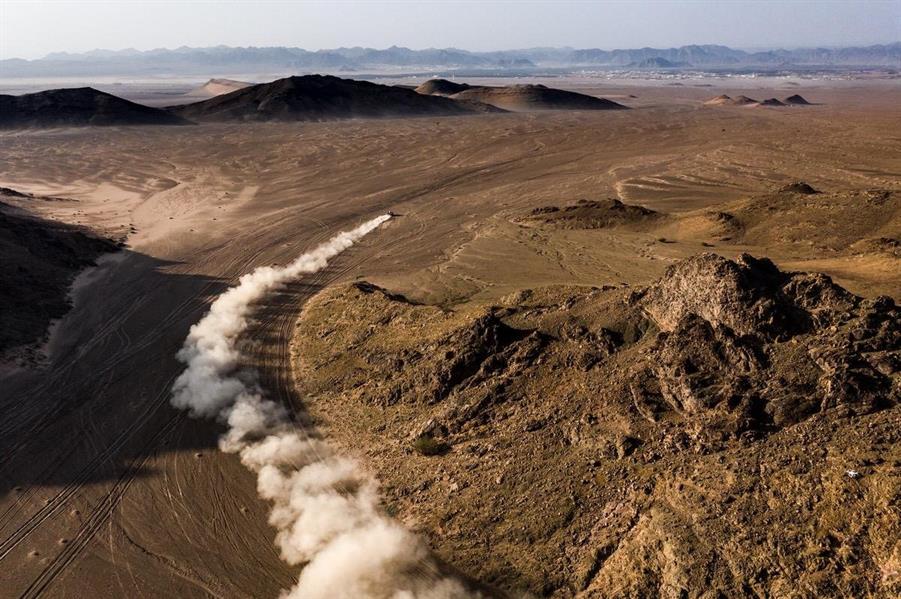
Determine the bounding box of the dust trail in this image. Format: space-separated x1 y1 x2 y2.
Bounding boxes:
171 215 475 598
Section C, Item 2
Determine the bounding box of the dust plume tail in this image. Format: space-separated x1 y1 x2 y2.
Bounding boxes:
170 215 477 598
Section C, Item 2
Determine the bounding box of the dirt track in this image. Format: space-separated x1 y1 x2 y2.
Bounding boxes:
0 82 899 596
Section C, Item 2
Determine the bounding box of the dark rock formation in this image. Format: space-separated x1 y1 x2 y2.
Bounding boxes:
168 74 496 122
0 87 190 128
518 198 661 229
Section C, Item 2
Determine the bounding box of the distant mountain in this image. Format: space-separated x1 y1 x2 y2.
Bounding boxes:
572 44 746 66
1 43 897 78
168 74 498 122
0 87 191 128
629 57 691 68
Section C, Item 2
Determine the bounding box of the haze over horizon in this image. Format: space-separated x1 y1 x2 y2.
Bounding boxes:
1 0 899 61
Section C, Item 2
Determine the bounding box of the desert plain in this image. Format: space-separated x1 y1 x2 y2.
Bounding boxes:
0 77 899 598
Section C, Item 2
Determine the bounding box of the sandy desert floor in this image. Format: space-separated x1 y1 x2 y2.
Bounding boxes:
0 81 899 597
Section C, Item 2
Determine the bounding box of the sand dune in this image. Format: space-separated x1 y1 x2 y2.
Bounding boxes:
185 78 252 98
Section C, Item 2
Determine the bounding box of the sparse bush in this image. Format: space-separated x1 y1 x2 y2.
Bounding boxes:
412 435 450 456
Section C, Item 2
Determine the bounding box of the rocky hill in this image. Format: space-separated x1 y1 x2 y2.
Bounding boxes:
705 94 814 108
415 79 472 96
516 198 662 229
447 84 628 112
168 75 496 122
0 87 190 128
294 254 899 597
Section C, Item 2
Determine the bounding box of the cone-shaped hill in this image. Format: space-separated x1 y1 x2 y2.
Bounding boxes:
784 94 811 105
168 75 495 122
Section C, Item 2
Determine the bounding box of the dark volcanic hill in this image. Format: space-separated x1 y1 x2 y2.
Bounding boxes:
169 75 493 122
784 94 812 105
0 87 190 128
450 84 628 111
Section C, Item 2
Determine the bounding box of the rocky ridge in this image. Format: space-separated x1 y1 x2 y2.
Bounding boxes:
294 253 899 597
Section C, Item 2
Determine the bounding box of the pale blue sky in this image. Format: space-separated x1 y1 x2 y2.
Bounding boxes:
1 0 898 60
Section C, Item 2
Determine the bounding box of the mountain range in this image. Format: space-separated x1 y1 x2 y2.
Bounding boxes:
1 43 898 77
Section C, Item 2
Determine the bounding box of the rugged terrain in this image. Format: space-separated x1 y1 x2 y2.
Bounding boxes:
294 255 899 597
0 80 898 598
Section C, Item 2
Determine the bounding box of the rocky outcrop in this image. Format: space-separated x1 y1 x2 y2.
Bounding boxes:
517 198 662 230
633 254 897 432
640 253 857 338
293 254 899 598
168 74 496 122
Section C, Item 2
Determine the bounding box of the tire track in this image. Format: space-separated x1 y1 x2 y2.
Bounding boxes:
17 412 183 599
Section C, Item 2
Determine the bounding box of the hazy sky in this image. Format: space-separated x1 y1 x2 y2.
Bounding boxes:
1 0 899 60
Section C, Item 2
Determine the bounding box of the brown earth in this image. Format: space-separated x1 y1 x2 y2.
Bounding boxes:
0 80 899 598
293 254 899 597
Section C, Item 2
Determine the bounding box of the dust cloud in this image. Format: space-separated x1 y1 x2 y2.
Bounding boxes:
171 215 475 598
